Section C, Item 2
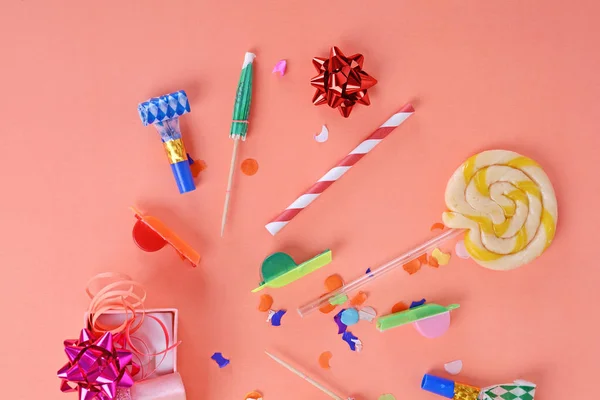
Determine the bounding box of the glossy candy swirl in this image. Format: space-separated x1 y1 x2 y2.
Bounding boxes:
443 150 557 271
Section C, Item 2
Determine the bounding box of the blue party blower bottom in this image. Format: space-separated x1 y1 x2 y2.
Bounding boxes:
170 160 196 194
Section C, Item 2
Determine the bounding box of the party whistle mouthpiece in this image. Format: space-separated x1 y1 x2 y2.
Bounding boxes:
138 90 195 194
421 374 480 400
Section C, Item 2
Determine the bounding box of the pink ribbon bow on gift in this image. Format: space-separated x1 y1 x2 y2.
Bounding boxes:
58 329 139 400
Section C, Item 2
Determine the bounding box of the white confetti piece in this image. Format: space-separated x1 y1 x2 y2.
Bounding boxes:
351 338 363 352
314 125 329 143
455 240 470 259
358 306 377 322
266 309 275 323
444 359 463 375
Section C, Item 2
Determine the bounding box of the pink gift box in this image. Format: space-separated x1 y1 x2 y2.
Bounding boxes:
84 308 179 379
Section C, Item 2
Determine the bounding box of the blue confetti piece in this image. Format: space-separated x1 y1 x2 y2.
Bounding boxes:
187 153 194 164
211 352 230 368
410 298 426 309
342 331 359 351
271 309 287 326
333 309 348 334
340 308 360 326
365 268 371 274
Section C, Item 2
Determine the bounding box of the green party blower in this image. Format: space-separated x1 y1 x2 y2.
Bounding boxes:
252 250 333 292
377 303 459 332
221 52 256 237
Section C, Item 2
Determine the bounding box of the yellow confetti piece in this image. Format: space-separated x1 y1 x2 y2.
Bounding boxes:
431 248 451 266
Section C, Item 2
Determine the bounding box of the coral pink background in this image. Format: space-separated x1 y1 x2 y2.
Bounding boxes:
1 1 599 399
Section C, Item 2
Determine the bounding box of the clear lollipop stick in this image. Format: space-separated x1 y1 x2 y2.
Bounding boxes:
297 228 465 317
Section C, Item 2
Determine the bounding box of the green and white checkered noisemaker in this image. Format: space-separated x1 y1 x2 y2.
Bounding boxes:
480 381 536 400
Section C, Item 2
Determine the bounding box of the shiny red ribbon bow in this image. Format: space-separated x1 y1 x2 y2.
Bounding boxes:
58 329 139 400
311 46 378 118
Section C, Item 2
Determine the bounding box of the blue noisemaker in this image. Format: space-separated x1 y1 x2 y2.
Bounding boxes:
138 90 195 194
421 374 481 400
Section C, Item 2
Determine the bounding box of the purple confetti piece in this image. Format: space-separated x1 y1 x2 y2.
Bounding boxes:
410 298 426 309
211 352 230 368
271 309 286 326
342 331 359 351
333 309 348 334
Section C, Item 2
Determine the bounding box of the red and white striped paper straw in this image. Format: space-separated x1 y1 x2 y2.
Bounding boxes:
265 103 415 236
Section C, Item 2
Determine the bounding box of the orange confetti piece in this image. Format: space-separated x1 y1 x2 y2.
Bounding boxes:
428 256 439 268
241 158 259 176
350 291 368 306
418 253 428 264
190 159 207 177
402 259 422 275
245 391 263 400
324 274 344 292
258 294 273 312
318 351 333 369
430 222 445 231
391 301 409 314
319 303 337 314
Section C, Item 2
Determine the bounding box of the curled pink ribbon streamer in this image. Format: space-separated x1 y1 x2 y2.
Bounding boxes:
84 273 181 380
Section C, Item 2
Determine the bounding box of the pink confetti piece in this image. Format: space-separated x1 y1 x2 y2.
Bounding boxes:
455 240 470 259
272 59 287 76
444 360 463 375
314 125 329 143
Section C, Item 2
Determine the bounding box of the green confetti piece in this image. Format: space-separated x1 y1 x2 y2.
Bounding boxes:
329 294 349 306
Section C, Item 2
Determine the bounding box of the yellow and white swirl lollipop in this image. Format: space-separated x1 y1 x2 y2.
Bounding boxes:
443 150 557 270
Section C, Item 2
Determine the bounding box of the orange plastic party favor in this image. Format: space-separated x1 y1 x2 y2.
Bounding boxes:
130 207 201 267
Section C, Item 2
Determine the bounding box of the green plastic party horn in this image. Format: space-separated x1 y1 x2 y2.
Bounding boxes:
252 250 332 292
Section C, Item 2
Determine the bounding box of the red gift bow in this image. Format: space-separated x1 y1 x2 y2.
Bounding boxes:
311 46 378 118
58 329 139 400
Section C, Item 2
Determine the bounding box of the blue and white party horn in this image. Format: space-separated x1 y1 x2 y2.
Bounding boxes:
138 90 195 194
